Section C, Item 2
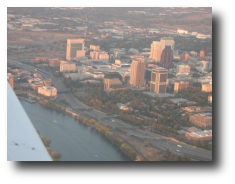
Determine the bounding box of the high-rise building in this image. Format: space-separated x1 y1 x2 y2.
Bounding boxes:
150 66 168 94
130 58 146 87
174 81 189 92
160 37 175 54
60 62 76 72
149 37 175 62
149 41 161 62
200 50 205 58
66 39 85 61
160 46 173 68
176 65 190 74
180 52 189 63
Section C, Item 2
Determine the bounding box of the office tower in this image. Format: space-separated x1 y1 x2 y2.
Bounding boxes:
180 52 189 63
149 37 175 62
200 50 205 58
66 39 85 61
150 66 168 94
174 81 189 92
160 37 175 54
160 46 173 68
130 58 146 87
149 41 161 62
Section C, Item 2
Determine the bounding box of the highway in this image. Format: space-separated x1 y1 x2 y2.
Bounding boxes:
8 58 212 161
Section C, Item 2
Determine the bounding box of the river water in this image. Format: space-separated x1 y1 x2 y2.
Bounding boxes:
19 99 130 161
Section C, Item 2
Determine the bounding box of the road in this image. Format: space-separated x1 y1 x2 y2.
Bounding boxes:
8 58 212 161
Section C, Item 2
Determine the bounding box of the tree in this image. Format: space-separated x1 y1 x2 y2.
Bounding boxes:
40 136 51 147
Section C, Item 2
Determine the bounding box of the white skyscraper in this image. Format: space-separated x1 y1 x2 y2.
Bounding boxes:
66 39 85 61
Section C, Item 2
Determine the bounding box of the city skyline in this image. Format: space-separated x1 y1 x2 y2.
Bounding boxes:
7 7 212 162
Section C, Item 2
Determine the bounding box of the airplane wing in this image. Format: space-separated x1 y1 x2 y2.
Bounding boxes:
7 82 52 161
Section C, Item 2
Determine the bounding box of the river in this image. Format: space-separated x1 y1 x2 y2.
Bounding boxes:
19 99 130 161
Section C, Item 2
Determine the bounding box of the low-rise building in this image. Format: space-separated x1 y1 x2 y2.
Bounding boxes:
90 45 100 51
202 82 212 92
41 79 52 86
38 86 57 97
177 29 188 34
174 81 189 92
49 59 62 67
60 63 76 72
185 129 212 141
116 103 133 111
176 65 190 74
189 113 212 128
208 95 212 103
30 57 48 64
30 81 44 90
183 106 201 112
104 78 123 90
201 60 212 71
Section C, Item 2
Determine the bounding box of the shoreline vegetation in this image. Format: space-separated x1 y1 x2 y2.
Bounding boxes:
36 98 139 161
37 131 62 161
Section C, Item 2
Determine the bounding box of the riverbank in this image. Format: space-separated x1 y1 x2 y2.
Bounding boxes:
18 96 36 103
22 97 140 161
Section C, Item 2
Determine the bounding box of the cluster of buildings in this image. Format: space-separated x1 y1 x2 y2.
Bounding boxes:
7 15 45 31
61 37 212 101
177 29 211 39
7 65 57 98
